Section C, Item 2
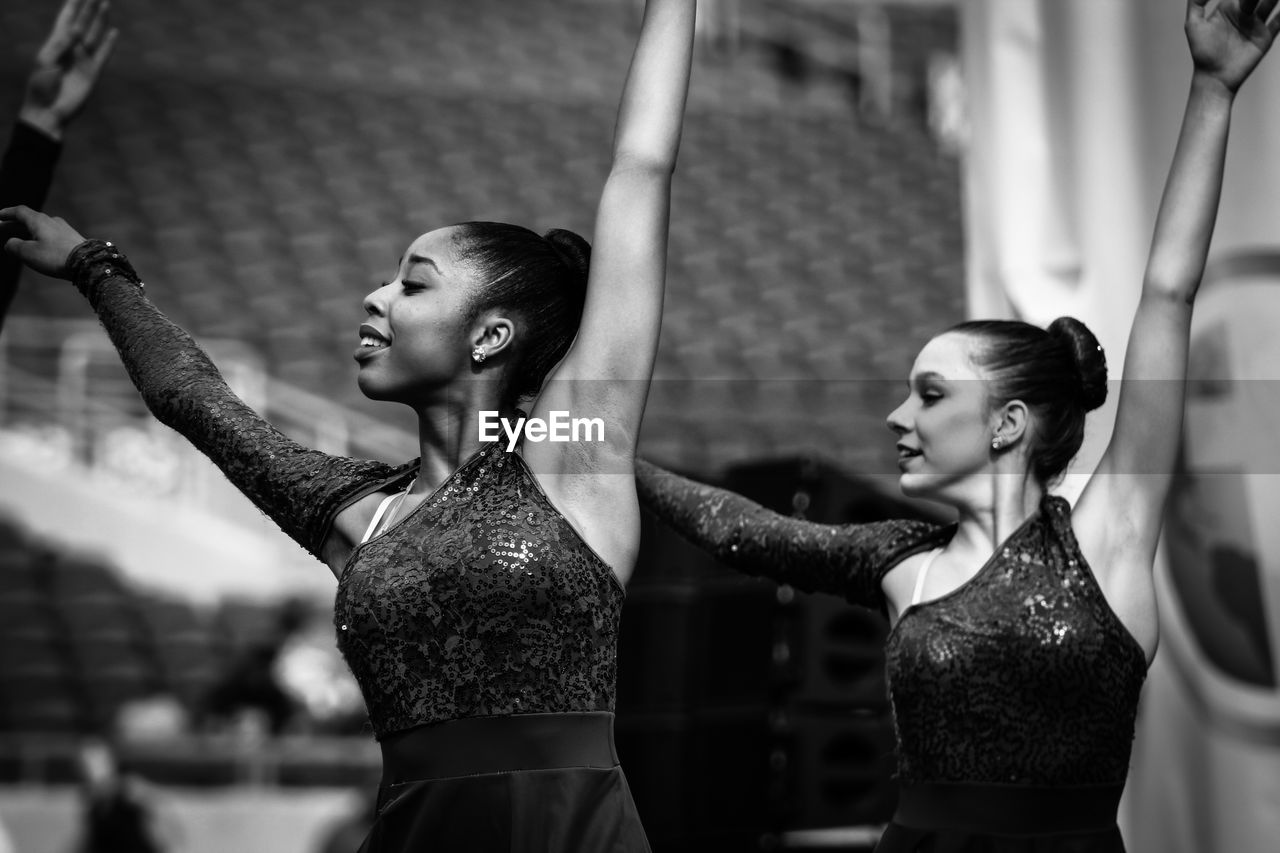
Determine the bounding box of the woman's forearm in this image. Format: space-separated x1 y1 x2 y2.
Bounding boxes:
611 0 696 171
1143 71 1235 304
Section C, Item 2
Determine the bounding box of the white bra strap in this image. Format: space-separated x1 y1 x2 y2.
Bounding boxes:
360 491 403 545
911 548 944 606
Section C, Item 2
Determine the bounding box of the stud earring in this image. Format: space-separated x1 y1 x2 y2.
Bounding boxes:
991 437 1003 451
472 346 486 364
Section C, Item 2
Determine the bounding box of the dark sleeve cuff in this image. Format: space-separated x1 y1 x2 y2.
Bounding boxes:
68 239 145 301
0 121 63 207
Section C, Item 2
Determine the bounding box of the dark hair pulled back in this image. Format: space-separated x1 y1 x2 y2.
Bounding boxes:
951 316 1107 484
452 222 590 407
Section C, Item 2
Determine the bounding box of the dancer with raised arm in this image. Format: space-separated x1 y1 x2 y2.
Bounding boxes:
1 0 117 327
3 0 696 848
636 1 1277 849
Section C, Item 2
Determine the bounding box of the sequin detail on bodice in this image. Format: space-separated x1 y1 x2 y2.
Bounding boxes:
884 496 1148 786
333 442 623 738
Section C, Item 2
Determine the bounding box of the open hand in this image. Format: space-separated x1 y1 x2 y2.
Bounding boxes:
1187 0 1280 94
21 0 119 141
0 206 88 280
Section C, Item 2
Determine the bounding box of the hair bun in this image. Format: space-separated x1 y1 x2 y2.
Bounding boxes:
543 229 591 287
1048 317 1108 412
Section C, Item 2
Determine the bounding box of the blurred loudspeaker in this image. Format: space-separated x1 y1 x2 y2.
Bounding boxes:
773 712 898 830
778 593 889 711
719 457 923 834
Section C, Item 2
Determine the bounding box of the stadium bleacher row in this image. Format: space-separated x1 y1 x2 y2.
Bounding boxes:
0 0 963 476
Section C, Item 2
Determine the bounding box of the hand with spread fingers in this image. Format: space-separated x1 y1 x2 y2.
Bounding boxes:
20 0 119 142
1186 0 1280 94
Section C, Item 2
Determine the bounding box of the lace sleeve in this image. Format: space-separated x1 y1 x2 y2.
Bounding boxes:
636 458 946 609
67 240 401 559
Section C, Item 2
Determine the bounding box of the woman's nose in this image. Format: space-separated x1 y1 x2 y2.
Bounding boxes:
363 282 390 316
886 400 910 435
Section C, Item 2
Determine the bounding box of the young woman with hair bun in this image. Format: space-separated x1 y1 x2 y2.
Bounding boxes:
635 1 1279 849
3 0 697 848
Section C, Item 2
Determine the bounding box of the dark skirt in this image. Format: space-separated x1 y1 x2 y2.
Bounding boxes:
875 783 1127 853
356 712 650 853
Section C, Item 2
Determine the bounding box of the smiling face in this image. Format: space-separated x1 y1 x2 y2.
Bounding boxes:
354 226 481 405
886 332 998 501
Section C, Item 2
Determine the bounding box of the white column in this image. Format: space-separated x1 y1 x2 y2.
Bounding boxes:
960 0 1147 499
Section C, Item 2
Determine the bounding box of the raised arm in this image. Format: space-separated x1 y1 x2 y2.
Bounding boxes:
522 0 697 581
1 209 396 562
0 0 117 326
527 0 695 461
1079 0 1280 562
637 459 946 610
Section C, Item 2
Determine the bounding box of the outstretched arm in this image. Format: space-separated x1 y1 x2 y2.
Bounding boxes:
1 207 396 564
637 459 946 609
1 0 117 326
1081 0 1280 560
524 0 697 580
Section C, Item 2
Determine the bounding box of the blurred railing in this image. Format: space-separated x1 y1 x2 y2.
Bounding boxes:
0 316 416 508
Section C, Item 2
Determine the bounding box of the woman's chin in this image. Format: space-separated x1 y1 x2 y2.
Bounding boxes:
897 472 933 500
356 372 393 402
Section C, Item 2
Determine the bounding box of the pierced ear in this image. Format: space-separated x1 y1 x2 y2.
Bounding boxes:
992 400 1029 447
472 315 514 359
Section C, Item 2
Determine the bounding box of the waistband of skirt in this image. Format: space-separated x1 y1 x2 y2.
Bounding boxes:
893 781 1124 835
378 712 619 784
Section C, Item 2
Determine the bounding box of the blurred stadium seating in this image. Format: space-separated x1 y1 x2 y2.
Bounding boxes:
1 0 962 476
0 513 270 741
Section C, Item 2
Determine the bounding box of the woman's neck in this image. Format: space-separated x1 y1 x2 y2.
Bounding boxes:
947 473 1044 557
411 393 513 493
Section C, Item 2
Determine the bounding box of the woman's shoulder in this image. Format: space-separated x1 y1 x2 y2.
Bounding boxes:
318 458 420 565
854 516 954 568
313 455 415 496
316 456 418 527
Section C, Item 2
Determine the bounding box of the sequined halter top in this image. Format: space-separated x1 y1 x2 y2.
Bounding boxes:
883 495 1148 786
333 441 625 738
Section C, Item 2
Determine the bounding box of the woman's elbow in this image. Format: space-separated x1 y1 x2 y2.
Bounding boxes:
609 150 677 179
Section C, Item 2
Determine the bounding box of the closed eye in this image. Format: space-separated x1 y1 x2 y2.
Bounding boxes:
908 374 945 404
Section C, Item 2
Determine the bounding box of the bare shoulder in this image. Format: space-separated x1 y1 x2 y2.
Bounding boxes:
879 548 934 624
881 549 931 597
319 491 390 579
